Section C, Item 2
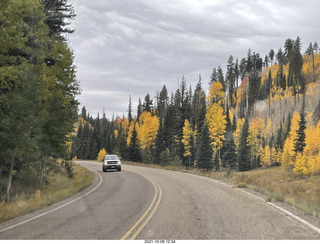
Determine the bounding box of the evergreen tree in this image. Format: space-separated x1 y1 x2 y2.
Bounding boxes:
225 105 232 133
210 67 218 85
42 0 76 40
237 117 250 171
128 95 133 122
128 124 141 162
157 85 169 119
192 77 206 130
196 123 214 171
269 49 275 66
137 98 142 120
226 55 235 107
275 122 284 152
294 102 306 154
221 132 237 169
143 93 153 113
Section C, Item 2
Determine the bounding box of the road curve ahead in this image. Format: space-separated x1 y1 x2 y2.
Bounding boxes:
1 161 320 240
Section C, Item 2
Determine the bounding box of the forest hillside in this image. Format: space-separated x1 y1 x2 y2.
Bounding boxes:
73 37 320 177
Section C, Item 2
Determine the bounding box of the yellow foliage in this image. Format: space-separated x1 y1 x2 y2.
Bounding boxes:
282 111 300 169
247 117 265 159
114 129 118 139
207 81 225 104
182 119 193 157
263 118 272 145
260 145 271 167
293 152 311 176
206 103 226 154
299 121 320 175
121 118 129 131
127 121 138 146
233 117 245 151
302 53 320 82
97 148 107 161
137 111 159 149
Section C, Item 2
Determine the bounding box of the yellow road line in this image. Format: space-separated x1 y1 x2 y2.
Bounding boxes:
130 178 162 240
121 175 162 240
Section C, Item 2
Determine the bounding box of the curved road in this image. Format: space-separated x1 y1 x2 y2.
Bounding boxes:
1 161 320 240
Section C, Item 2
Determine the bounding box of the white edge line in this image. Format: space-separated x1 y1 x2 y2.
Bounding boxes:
267 202 320 235
0 167 103 233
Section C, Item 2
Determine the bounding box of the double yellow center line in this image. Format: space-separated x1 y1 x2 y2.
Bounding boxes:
121 176 162 240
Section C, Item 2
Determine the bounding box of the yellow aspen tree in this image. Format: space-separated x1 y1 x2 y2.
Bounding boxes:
121 118 129 131
114 129 118 139
233 117 245 151
137 111 159 149
282 111 300 169
182 119 193 159
293 152 310 176
206 103 226 155
97 148 107 161
304 121 320 174
260 145 271 167
207 81 225 104
247 117 264 161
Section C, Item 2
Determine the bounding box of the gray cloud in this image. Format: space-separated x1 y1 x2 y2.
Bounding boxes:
68 0 320 118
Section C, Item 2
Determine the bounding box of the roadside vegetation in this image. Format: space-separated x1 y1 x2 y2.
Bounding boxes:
0 0 79 204
0 163 93 223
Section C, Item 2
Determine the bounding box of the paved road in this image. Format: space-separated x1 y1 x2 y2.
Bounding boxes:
1 161 320 240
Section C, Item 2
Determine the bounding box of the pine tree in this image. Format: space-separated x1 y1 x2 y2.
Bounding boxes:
294 102 306 154
128 124 141 162
157 85 169 119
221 132 237 169
196 123 214 171
42 0 76 40
143 93 153 113
237 117 250 171
192 77 206 130
128 95 133 122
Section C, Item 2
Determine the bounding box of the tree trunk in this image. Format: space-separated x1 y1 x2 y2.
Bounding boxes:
5 152 15 202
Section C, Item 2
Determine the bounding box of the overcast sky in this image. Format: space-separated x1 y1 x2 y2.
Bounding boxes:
68 0 320 119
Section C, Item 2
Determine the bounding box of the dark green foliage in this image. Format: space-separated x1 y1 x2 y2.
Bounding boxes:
192 77 206 130
294 102 307 154
196 123 214 171
221 132 237 169
0 0 79 200
157 85 169 119
238 118 250 171
159 149 171 166
42 0 76 40
128 125 141 162
275 122 284 151
143 93 153 113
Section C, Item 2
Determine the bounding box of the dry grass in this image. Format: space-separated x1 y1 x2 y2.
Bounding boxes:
231 168 320 217
124 161 320 217
0 164 93 223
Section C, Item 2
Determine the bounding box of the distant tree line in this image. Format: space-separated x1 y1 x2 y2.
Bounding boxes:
0 0 79 201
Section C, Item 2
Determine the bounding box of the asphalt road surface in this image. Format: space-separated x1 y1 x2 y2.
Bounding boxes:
1 161 320 240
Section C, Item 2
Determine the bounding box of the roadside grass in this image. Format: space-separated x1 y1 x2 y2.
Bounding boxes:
123 161 320 218
0 164 93 223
